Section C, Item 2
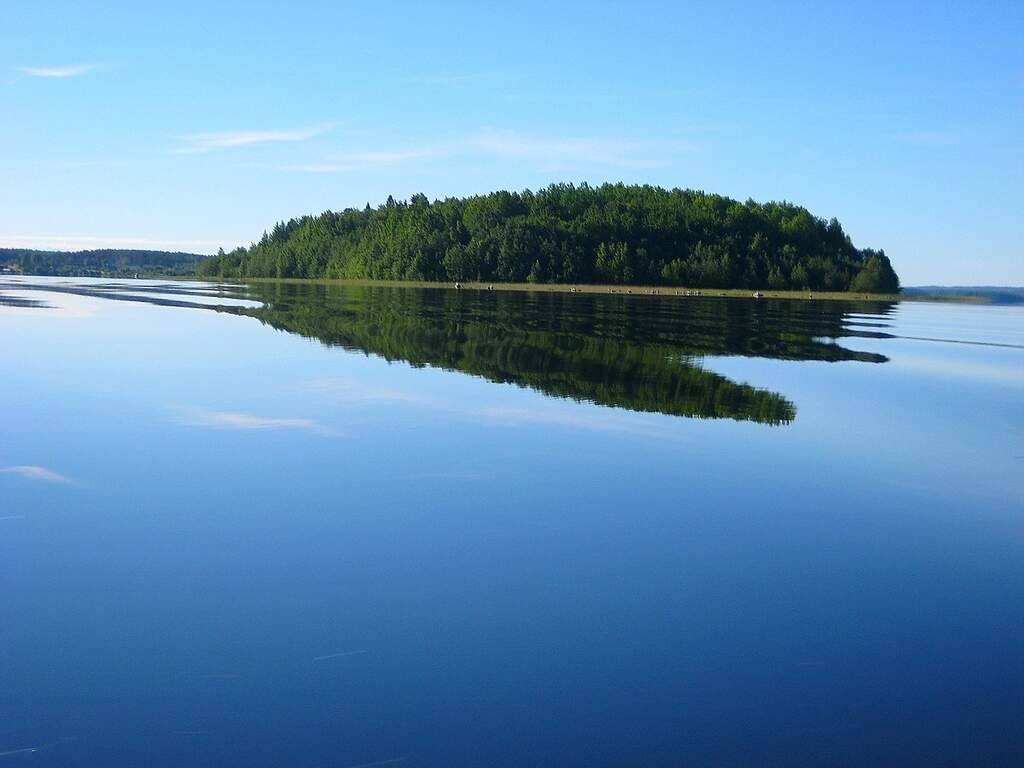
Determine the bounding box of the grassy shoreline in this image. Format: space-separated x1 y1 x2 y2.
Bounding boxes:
201 276 989 303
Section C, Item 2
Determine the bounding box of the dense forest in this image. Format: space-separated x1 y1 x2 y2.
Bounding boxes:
196 183 900 292
0 248 204 277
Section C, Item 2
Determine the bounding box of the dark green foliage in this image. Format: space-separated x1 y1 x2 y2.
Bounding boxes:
230 282 894 424
0 248 204 277
850 250 901 293
197 183 899 292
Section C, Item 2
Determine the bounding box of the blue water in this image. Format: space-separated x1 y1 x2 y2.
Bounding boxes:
1 278 1022 766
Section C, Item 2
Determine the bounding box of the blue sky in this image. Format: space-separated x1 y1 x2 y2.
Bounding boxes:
2 1 1021 284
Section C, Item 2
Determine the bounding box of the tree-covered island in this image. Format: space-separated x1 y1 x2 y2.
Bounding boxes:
197 183 900 293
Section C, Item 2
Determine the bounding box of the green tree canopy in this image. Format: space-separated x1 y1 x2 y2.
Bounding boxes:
197 183 900 293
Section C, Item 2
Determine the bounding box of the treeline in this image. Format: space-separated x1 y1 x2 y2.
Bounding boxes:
1 248 204 277
196 183 900 292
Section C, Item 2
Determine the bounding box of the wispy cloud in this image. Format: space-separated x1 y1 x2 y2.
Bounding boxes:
462 404 690 441
175 124 333 154
174 407 339 436
470 129 695 169
1 465 74 484
19 63 99 78
895 354 1024 385
260 129 694 174
261 147 438 174
301 377 688 442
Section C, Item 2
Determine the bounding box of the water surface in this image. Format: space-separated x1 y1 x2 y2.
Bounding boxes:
2 278 1022 766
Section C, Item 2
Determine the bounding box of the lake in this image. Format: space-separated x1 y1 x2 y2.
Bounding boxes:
2 277 1022 766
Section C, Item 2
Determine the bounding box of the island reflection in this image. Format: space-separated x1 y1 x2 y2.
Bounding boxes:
3 279 897 426
238 283 895 426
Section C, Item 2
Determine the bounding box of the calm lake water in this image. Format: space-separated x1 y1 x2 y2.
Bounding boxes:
2 277 1022 766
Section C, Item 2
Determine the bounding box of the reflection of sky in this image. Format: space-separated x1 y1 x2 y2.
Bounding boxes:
3 288 1021 507
173 406 340 436
701 301 1024 506
110 292 263 308
2 283 1023 766
0 288 97 318
0 465 73 484
300 375 696 442
0 276 262 313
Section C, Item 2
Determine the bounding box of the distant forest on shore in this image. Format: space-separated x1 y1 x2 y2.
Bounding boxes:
196 183 900 292
0 248 203 277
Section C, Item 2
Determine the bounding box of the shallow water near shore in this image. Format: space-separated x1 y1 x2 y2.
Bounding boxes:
2 277 1022 766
